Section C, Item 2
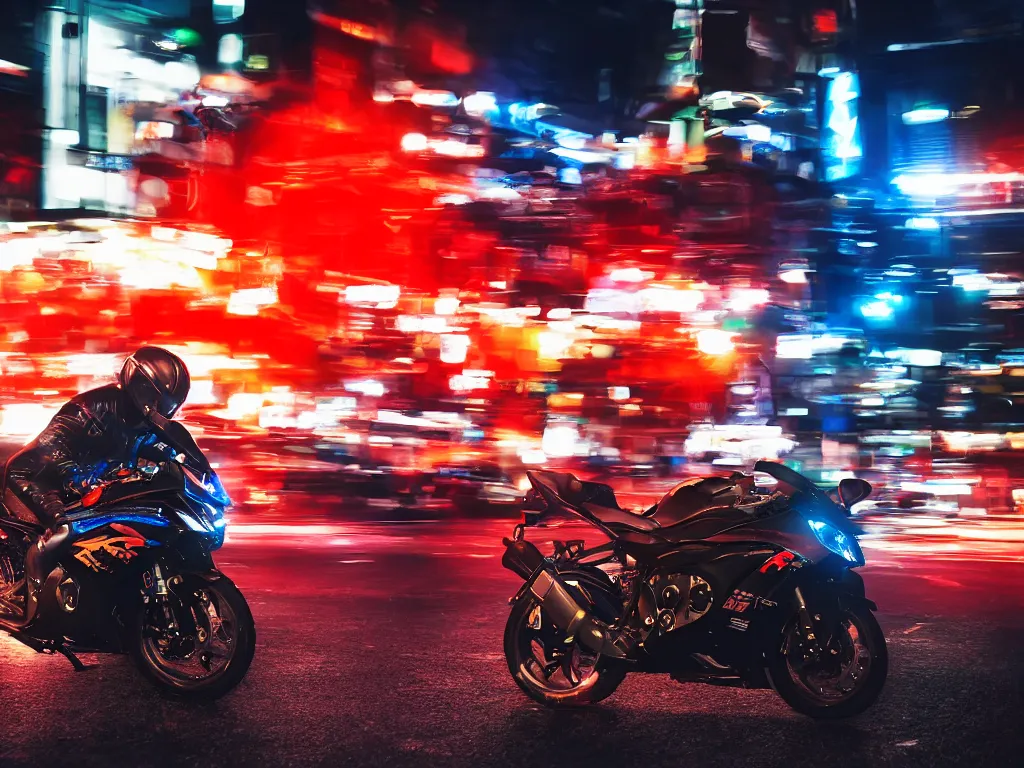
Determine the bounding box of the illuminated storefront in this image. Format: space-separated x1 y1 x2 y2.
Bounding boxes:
39 1 201 213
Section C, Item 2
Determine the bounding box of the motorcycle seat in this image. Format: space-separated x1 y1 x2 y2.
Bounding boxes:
564 477 623 510
581 502 661 532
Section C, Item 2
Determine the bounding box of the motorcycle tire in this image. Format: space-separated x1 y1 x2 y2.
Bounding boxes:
768 601 888 719
504 595 626 708
130 574 256 702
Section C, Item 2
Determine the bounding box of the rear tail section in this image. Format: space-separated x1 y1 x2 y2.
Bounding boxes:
501 536 544 579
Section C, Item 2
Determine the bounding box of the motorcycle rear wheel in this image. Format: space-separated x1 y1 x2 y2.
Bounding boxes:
131 574 256 702
768 602 887 719
504 596 626 707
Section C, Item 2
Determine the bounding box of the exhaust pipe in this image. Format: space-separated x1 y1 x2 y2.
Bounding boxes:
529 569 630 659
501 536 630 659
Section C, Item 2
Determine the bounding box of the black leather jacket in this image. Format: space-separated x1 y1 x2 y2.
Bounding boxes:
5 384 153 526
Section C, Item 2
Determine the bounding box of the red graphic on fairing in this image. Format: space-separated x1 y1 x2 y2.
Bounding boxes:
759 551 797 574
72 523 148 572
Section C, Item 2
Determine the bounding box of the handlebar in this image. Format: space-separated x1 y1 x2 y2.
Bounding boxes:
64 458 169 513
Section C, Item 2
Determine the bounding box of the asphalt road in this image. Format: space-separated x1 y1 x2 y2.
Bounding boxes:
2 519 1023 768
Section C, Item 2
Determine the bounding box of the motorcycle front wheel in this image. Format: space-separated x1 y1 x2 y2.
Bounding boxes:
768 601 888 719
131 574 256 702
504 596 626 707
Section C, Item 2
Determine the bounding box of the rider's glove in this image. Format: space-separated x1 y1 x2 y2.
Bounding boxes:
29 488 67 527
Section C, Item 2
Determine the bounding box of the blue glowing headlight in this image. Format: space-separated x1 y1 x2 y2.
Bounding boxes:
203 472 232 506
184 466 232 508
808 519 864 565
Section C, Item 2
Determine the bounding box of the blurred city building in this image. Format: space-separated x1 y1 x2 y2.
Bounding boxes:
31 1 204 213
0 1 43 218
818 0 1024 351
4 0 1024 520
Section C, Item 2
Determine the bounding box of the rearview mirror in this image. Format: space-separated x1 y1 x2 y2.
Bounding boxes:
838 478 872 508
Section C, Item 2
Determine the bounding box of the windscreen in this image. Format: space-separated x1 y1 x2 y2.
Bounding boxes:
183 465 232 508
155 420 229 507
158 420 210 473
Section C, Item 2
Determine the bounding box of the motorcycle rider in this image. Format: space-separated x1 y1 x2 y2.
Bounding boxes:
3 346 191 533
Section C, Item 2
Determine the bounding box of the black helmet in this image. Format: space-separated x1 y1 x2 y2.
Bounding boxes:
119 346 190 424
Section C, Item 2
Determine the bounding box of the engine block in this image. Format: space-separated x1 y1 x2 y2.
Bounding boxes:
649 573 713 633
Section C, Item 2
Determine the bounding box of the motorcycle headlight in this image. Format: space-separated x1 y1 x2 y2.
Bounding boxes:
203 472 232 507
180 507 213 533
807 519 864 565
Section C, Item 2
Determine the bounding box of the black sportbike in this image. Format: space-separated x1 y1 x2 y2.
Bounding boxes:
0 420 255 701
501 461 887 718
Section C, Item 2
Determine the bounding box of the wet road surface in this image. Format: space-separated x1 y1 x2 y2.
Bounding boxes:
2 519 1023 768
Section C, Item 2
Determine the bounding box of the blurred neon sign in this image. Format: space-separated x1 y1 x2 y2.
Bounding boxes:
902 107 949 125
892 172 1024 198
411 90 459 108
344 284 400 308
309 11 388 43
812 10 838 36
449 374 490 393
822 72 862 182
463 92 498 118
244 55 269 71
0 58 30 77
905 217 940 230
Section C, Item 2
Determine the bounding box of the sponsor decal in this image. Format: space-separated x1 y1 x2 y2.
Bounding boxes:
72 523 148 572
728 617 750 632
724 589 777 613
723 590 755 613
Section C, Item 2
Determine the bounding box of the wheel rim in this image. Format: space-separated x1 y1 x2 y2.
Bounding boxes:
513 601 603 695
784 612 874 704
141 585 239 688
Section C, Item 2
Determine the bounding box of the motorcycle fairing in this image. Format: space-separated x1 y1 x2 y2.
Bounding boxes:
23 510 193 648
636 544 786 675
71 523 157 573
697 556 874 680
69 510 170 537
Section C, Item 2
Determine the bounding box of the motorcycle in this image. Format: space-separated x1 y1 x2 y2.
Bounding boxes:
500 461 887 718
0 419 255 701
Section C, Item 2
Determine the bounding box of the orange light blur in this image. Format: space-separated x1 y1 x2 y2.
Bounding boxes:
309 11 388 44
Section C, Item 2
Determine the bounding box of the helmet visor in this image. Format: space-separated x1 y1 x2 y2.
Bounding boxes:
124 357 186 418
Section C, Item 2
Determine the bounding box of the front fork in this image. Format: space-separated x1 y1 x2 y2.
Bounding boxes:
790 579 867 661
143 562 198 639
793 585 828 658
